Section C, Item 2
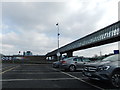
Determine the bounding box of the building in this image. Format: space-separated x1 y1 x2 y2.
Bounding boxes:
23 51 32 56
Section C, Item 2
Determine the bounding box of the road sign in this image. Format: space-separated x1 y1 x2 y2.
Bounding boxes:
57 52 60 57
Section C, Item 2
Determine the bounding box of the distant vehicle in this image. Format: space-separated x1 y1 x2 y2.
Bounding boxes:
52 57 68 68
83 54 120 88
52 61 61 68
59 57 90 72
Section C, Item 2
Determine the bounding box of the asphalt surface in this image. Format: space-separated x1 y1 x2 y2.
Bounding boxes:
1 63 117 89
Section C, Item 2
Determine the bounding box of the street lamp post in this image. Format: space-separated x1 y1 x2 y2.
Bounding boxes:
56 23 60 61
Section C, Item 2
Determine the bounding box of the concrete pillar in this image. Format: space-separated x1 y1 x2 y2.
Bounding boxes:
66 51 73 57
47 56 52 60
52 55 57 61
51 56 54 60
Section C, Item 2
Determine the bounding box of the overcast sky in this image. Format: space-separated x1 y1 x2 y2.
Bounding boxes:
1 0 119 57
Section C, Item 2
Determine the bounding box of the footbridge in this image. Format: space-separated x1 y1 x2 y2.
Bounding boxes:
46 21 120 58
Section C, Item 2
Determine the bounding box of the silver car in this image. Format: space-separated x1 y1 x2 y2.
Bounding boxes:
83 54 120 88
59 56 90 71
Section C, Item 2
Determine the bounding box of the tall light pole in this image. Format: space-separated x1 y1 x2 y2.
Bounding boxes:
56 23 60 61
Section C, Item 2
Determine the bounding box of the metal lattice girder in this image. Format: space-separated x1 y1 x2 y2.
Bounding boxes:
46 21 120 56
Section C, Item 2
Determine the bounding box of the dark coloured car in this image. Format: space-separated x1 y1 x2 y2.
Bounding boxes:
59 56 90 71
52 57 68 68
52 61 61 68
83 54 120 88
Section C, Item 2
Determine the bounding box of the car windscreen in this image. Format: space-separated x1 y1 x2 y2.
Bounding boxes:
102 54 120 62
63 57 75 61
82 58 90 62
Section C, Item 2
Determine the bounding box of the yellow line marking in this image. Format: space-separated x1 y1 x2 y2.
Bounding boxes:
2 65 17 70
0 65 20 74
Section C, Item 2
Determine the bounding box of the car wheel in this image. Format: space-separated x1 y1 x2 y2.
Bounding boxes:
69 65 76 72
111 71 120 88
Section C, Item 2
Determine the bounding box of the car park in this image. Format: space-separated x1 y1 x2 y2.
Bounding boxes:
83 54 120 88
59 56 91 72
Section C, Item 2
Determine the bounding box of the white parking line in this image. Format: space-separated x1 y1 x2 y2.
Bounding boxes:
2 65 104 89
51 68 104 90
22 64 42 65
12 70 53 72
3 72 64 75
1 78 75 82
61 71 104 90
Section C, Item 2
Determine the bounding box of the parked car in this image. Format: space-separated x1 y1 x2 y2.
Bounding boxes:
52 61 61 68
59 56 90 71
52 57 68 68
83 54 120 88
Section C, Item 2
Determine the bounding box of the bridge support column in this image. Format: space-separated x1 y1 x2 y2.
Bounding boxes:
51 55 57 61
66 51 73 57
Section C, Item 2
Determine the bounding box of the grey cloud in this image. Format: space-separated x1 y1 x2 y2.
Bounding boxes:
2 2 65 30
2 0 118 55
2 31 57 54
60 3 105 40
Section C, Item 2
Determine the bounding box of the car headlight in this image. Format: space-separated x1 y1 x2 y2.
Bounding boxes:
98 66 110 71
